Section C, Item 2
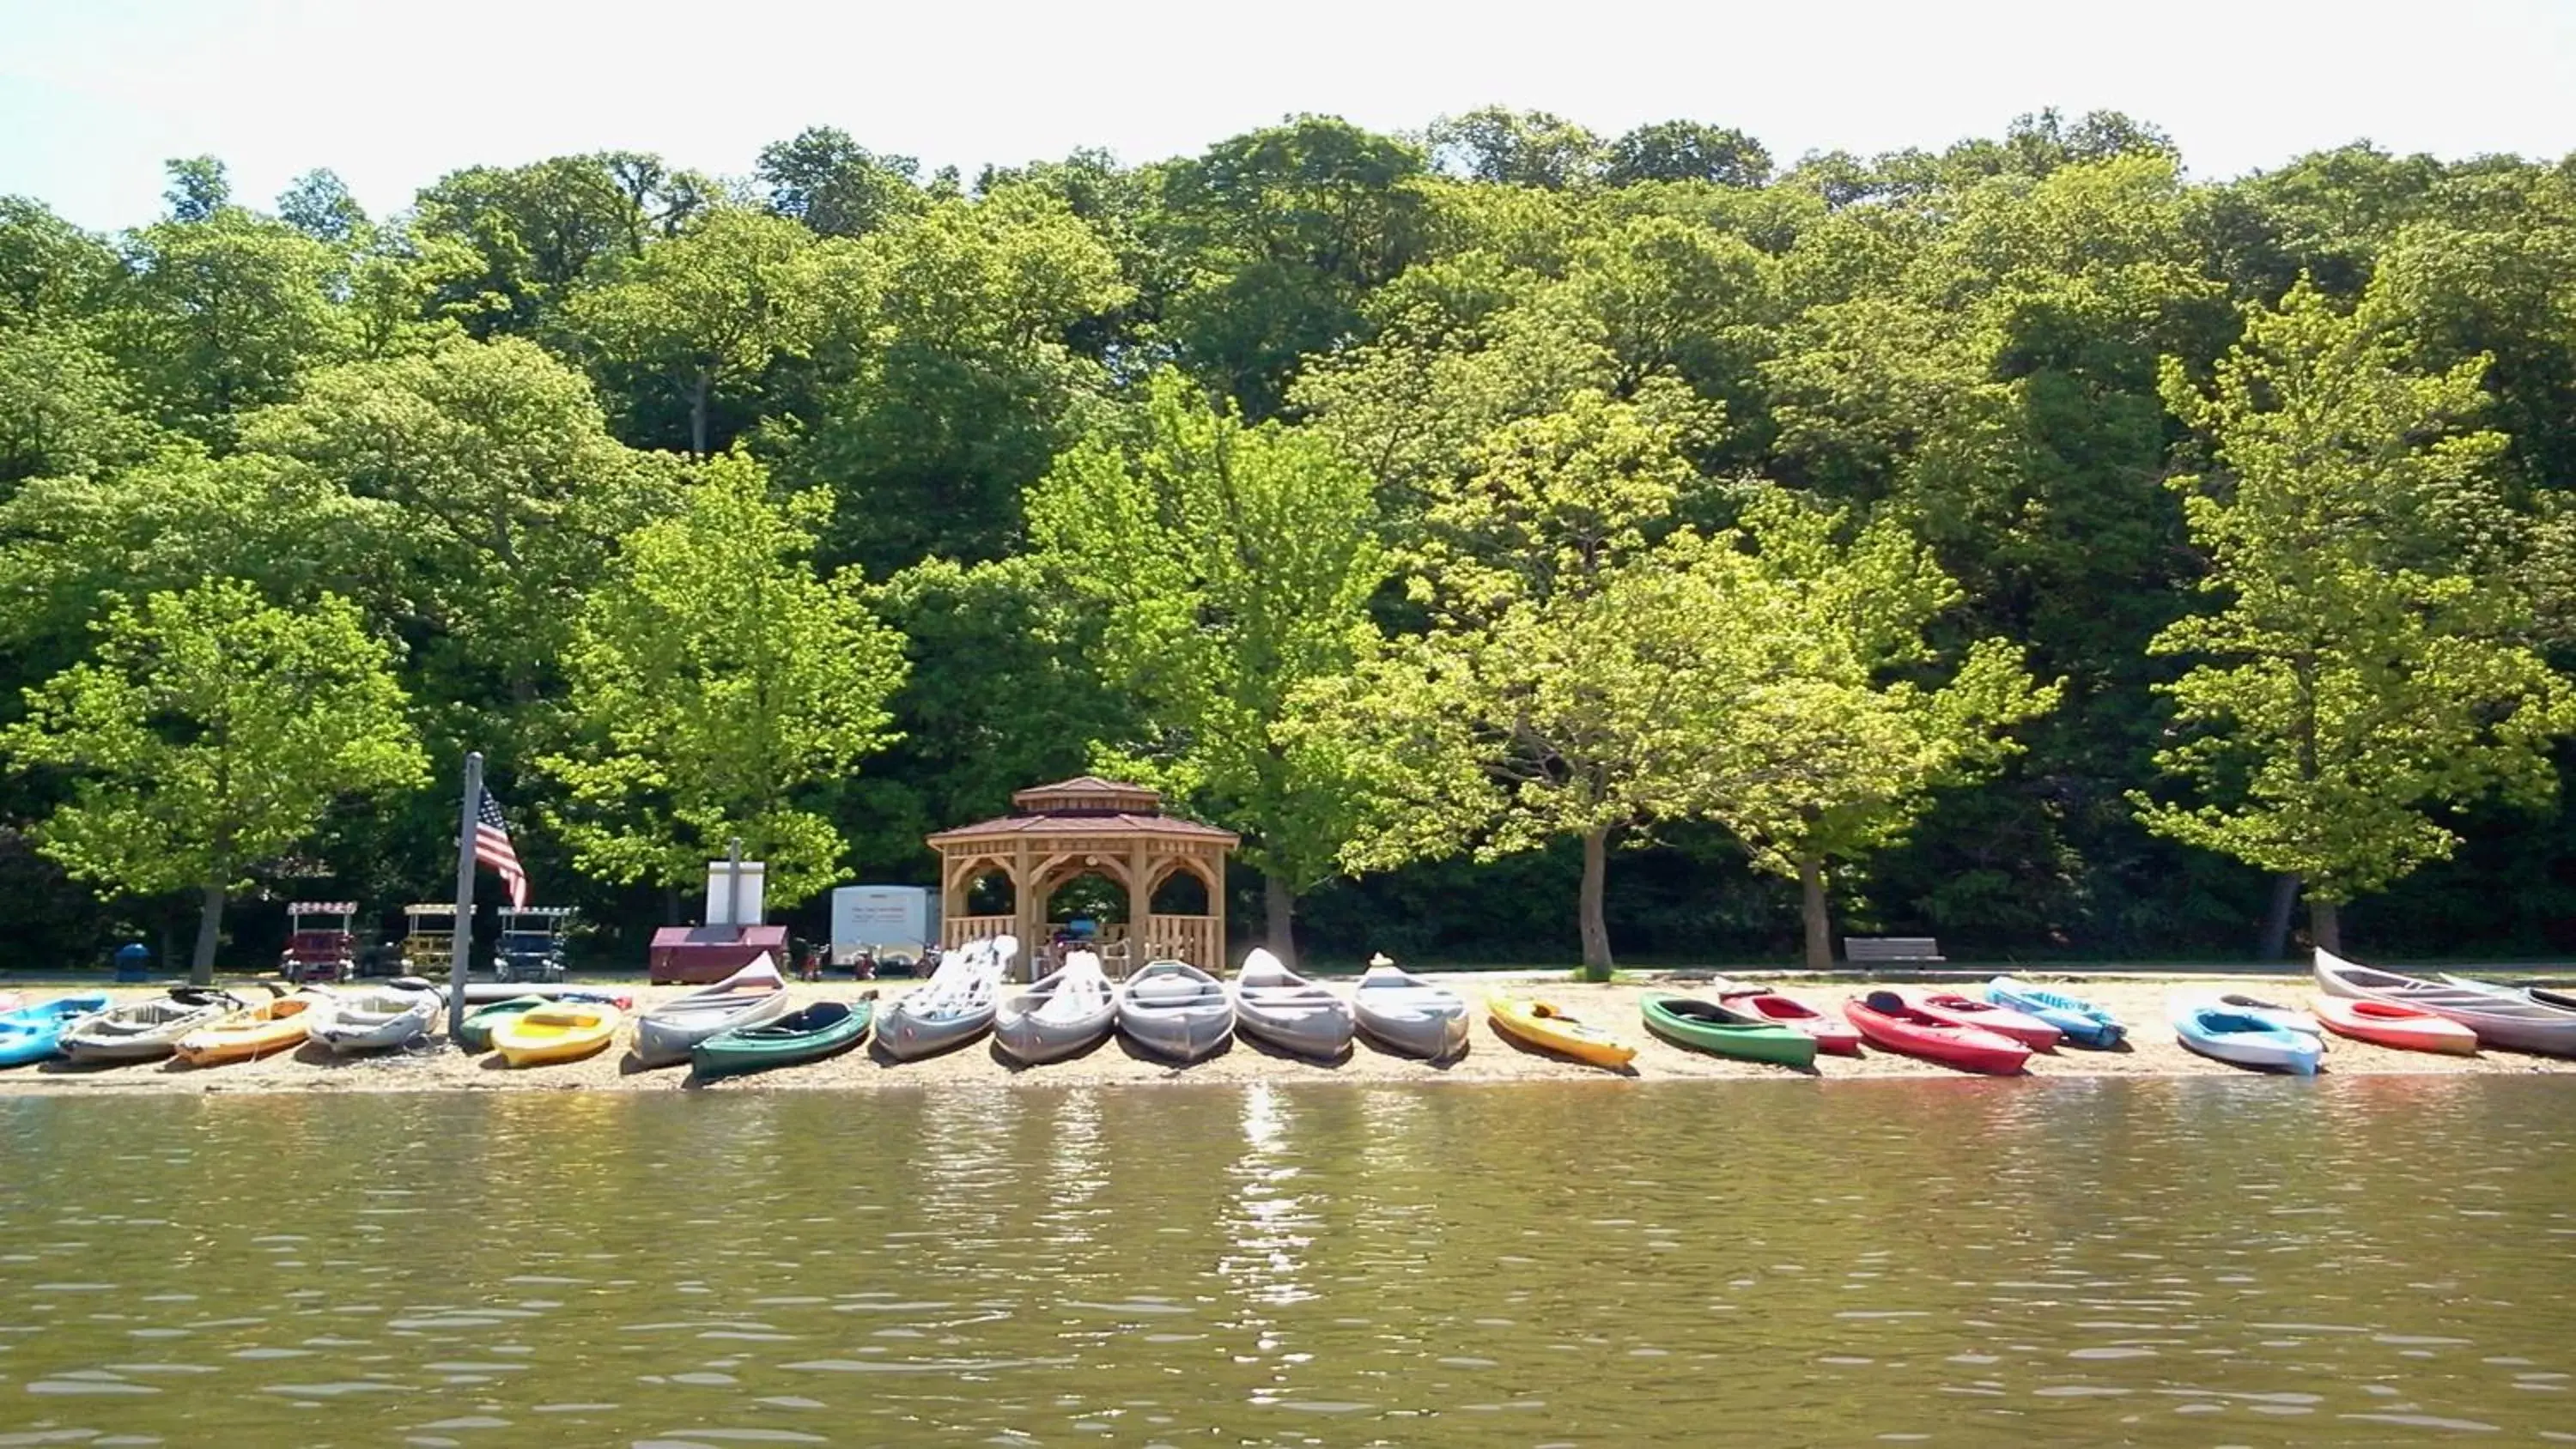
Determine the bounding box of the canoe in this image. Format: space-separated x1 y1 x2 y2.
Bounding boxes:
493 998 623 1066
633 955 793 1066
2439 973 2576 1014
2315 949 2576 1056
1897 989 2063 1052
1638 992 1817 1068
2312 996 2479 1056
1487 991 1636 1069
1232 948 1356 1059
2171 996 2320 1074
1717 988 1864 1055
0 995 111 1067
694 996 875 1079
174 991 328 1065
1115 959 1234 1063
309 981 441 1053
1984 976 2126 1049
1842 991 2030 1075
1350 962 1469 1060
994 949 1117 1065
875 936 1010 1061
63 988 243 1064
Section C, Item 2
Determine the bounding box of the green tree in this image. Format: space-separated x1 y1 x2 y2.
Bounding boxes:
1697 492 2057 967
1604 121 1774 188
0 580 426 983
236 334 678 735
1318 391 1731 978
1028 370 1388 966
113 205 354 440
1427 106 1604 189
757 125 925 238
566 205 845 456
540 453 908 906
2132 281 2576 952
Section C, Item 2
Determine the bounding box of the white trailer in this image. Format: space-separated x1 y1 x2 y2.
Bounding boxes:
829 885 939 968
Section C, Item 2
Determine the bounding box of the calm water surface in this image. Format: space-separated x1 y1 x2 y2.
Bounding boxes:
1 1076 2571 1446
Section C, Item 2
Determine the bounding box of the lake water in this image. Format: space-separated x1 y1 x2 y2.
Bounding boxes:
1 1077 2571 1446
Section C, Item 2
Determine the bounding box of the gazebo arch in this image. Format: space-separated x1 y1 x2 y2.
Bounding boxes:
927 777 1239 980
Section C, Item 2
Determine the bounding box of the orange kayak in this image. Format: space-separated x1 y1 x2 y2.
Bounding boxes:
2312 996 2479 1055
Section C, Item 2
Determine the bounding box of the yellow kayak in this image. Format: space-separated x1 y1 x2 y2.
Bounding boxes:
174 992 325 1065
492 1000 623 1066
1487 991 1637 1069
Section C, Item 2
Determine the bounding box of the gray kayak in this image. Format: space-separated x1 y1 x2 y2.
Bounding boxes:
62 988 243 1064
877 936 1012 1061
1115 959 1234 1063
1233 948 1354 1059
993 949 1115 1065
1352 963 1469 1060
633 955 793 1066
308 982 440 1054
2318 949 2576 1056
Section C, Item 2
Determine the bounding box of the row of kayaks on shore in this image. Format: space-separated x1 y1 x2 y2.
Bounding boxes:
7 946 2571 1080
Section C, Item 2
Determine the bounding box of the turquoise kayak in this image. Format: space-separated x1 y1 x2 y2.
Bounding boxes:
0 995 112 1067
1985 976 2125 1049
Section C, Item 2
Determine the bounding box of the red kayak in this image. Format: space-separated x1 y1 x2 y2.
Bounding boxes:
1843 991 2031 1075
2312 996 2479 1056
1901 990 2063 1052
1718 989 1863 1055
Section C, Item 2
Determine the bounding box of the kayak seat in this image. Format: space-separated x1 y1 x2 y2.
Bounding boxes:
1863 991 1905 1012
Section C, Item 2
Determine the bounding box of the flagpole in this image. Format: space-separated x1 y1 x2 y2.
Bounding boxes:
449 751 481 1039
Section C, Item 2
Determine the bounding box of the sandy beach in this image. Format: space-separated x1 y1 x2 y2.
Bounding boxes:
3 972 2573 1095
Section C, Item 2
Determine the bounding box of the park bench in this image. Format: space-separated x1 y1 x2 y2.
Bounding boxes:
1844 936 1945 964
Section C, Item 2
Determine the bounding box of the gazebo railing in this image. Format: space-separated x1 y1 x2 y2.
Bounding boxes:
943 915 1016 951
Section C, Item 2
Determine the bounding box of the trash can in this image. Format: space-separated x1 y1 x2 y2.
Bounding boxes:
113 942 150 983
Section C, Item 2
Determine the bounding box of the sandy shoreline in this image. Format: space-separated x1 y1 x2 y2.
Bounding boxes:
3 973 2573 1095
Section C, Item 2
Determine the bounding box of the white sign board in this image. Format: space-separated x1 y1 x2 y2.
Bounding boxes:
831 885 937 964
705 859 767 926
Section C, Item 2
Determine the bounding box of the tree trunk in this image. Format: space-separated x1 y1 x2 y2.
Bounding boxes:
2310 898 2342 956
2258 872 2300 961
690 367 712 458
1262 872 1297 971
1798 854 1833 971
190 881 226 986
1577 827 1613 981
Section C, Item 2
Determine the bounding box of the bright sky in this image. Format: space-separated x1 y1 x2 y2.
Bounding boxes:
3 0 2572 232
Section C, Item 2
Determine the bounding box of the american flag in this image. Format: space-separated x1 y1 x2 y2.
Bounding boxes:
476 788 530 908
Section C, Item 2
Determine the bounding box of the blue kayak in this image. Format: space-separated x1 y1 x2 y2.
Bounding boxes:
2169 997 2320 1075
0 995 112 1068
1985 976 2126 1049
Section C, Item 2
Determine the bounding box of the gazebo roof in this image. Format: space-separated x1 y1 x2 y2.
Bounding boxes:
927 775 1240 847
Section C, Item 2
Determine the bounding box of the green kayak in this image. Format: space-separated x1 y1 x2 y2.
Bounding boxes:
458 995 548 1052
692 996 875 1080
1640 992 1818 1068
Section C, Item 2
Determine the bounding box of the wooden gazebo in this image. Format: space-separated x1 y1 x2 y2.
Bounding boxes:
927 776 1237 979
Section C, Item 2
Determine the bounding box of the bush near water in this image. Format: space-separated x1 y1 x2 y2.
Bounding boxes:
7 110 2576 974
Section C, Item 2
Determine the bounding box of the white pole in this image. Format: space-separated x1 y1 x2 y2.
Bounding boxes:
726 836 744 930
448 751 481 1038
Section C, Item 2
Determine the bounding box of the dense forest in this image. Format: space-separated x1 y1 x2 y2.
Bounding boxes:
6 106 2576 978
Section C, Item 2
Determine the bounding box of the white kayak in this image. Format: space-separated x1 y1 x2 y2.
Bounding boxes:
1232 949 1354 1059
62 988 244 1064
993 949 1116 1065
632 955 792 1066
